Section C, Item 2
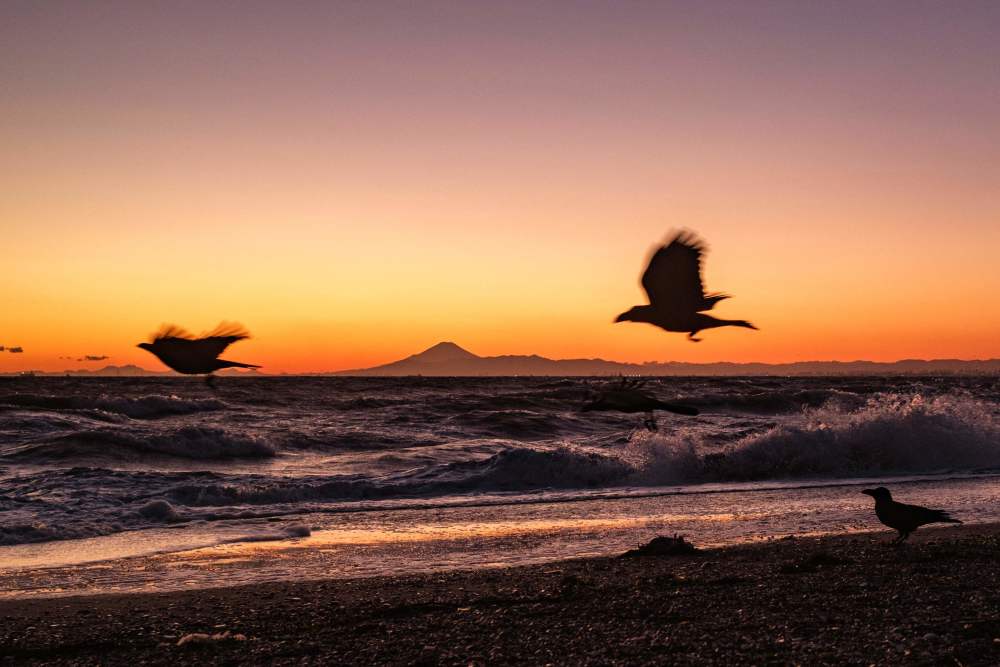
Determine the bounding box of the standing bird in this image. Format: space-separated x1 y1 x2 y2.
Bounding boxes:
861 487 961 544
582 377 698 431
137 323 260 386
615 230 757 341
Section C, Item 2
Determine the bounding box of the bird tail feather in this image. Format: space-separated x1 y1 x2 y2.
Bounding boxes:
928 509 962 524
217 359 261 369
702 293 730 309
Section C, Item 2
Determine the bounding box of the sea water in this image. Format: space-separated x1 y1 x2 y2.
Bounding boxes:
1 376 998 597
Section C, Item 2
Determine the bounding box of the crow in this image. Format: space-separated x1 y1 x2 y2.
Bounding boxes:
861 487 961 544
582 377 698 430
615 230 757 341
137 323 260 386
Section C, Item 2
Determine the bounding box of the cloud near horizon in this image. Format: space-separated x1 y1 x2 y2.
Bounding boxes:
7 347 24 353
80 355 110 362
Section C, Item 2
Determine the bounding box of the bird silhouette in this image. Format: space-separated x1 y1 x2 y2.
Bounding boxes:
861 487 961 544
582 377 698 430
137 323 259 386
615 230 757 341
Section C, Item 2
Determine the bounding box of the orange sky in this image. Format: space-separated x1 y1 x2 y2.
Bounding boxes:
2 2 999 373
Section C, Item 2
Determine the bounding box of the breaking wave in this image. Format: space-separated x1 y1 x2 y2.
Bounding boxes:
686 388 869 414
445 409 576 440
162 392 1000 506
626 393 1000 483
0 393 226 419
3 426 275 461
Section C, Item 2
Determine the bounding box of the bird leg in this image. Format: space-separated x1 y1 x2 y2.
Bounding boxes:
687 332 702 342
204 374 217 390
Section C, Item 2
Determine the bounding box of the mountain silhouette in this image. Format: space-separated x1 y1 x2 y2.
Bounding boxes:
332 343 1000 377
405 342 480 363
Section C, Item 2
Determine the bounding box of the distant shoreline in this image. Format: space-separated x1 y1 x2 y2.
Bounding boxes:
1 523 998 664
3 341 998 377
3 364 1000 378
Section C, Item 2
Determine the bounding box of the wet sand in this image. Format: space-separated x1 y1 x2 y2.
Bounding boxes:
2 524 1000 665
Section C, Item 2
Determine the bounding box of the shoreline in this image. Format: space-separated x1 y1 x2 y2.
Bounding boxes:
3 523 1000 664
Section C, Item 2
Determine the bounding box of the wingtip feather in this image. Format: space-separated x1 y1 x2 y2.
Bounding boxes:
149 321 252 343
151 324 195 342
204 321 252 340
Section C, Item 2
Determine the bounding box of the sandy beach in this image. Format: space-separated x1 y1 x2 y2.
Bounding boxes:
2 523 999 665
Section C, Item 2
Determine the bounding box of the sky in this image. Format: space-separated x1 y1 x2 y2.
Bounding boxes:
2 1 999 373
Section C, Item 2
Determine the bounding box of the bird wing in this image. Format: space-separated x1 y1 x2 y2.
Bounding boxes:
151 322 251 358
151 324 196 343
640 231 722 313
898 502 959 525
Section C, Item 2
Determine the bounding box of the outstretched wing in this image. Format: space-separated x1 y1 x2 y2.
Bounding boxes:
150 324 196 343
151 322 250 358
641 230 723 313
194 322 251 357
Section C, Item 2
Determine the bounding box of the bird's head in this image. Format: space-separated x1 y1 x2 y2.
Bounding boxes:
614 306 645 323
861 487 892 501
137 342 153 352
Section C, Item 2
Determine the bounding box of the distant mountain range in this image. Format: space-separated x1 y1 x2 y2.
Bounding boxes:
331 342 1000 376
3 342 998 376
0 365 262 377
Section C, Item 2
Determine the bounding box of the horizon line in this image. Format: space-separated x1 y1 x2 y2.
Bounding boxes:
4 354 1000 377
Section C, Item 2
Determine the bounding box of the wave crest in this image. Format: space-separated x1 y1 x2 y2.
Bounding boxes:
4 426 275 461
0 393 226 419
627 393 1000 483
161 393 1000 507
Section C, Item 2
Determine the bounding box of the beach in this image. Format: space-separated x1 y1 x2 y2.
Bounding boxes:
3 523 999 665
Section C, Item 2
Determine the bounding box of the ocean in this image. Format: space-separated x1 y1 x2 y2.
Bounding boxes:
1 376 999 597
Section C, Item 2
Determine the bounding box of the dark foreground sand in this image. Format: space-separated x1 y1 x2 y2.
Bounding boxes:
3 524 1000 665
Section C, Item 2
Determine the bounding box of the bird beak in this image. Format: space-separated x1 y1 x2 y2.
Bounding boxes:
861 489 875 496
614 312 628 323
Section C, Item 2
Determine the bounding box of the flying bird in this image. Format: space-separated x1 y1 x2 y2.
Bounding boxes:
582 377 698 431
137 323 259 385
615 230 757 341
861 487 961 544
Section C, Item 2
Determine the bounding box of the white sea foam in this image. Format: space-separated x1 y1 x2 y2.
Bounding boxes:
625 392 1000 483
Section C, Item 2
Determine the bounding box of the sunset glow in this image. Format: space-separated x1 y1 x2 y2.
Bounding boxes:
3 2 999 373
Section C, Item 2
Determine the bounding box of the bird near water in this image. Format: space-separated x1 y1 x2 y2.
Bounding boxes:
861 487 961 544
582 377 698 431
137 323 259 387
615 230 757 341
